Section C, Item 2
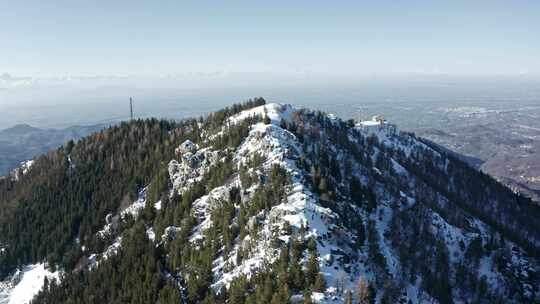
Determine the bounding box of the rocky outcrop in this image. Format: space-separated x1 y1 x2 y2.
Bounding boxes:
169 140 222 194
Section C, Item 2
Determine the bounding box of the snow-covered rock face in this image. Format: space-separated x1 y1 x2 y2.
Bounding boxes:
210 122 310 289
169 141 222 194
175 139 197 155
161 226 182 243
9 160 34 181
89 188 148 268
97 188 147 239
190 185 231 243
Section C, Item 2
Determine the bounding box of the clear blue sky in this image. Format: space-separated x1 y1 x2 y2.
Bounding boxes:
1 0 539 78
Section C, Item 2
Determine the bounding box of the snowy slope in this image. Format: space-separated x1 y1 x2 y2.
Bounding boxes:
0 264 59 304
229 103 295 125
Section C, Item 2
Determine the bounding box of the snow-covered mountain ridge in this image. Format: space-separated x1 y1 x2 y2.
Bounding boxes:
1 101 539 303
154 103 539 303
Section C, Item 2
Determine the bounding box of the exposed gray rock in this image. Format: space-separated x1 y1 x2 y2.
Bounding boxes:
169 141 222 194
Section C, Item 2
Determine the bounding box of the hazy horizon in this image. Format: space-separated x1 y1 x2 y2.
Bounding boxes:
1 75 539 130
2 1 540 129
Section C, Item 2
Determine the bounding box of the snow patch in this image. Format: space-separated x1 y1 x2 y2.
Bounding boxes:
0 263 60 304
10 160 34 181
229 103 295 125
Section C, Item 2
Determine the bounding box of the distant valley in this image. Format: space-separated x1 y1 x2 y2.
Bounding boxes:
0 123 106 176
414 105 540 203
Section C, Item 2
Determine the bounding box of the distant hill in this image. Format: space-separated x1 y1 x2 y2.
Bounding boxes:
0 123 107 176
0 124 41 136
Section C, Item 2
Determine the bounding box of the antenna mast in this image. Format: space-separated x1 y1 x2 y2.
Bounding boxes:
130 97 133 120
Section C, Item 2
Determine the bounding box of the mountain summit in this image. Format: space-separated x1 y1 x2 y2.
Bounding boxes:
1 100 539 303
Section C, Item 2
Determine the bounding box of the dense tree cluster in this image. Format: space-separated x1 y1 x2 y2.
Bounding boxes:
0 118 184 277
34 222 169 304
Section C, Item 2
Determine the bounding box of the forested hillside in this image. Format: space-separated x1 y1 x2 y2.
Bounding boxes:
1 99 539 303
